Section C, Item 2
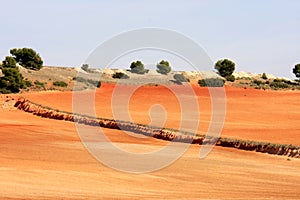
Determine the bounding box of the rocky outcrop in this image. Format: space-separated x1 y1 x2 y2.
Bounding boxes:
14 97 300 158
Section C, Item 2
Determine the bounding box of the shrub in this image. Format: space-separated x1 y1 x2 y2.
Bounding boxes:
215 59 235 78
261 72 267 80
173 74 189 83
198 78 225 87
156 60 171 75
112 72 129 79
225 74 235 82
34 80 46 89
10 48 43 70
53 81 68 87
252 79 263 86
270 80 290 89
25 80 33 87
73 77 101 88
81 64 89 72
130 61 148 74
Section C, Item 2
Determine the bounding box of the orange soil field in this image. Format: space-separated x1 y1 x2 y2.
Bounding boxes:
1 109 300 199
22 84 300 145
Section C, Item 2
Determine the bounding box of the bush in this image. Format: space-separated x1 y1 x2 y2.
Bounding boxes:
73 77 101 88
215 59 235 78
112 72 130 79
53 81 68 87
81 64 89 72
252 79 263 86
173 74 189 83
261 72 267 80
34 80 46 89
198 78 225 87
25 80 33 87
225 74 235 82
156 60 171 75
270 79 291 89
10 48 43 70
270 82 290 89
130 61 148 74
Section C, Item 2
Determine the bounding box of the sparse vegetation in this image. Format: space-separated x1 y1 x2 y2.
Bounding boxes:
270 79 290 89
73 77 101 88
53 81 68 87
173 74 189 83
34 80 46 89
156 60 171 75
112 72 130 79
24 80 33 87
198 78 225 87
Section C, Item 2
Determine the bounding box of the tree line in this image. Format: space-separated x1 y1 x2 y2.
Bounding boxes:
1 46 300 93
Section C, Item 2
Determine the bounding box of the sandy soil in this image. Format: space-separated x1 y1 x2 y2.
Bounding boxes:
1 109 300 199
22 84 300 145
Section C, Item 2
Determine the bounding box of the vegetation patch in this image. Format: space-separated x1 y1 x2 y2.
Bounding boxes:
53 81 68 87
173 74 189 84
198 78 225 87
112 72 130 79
73 77 101 88
34 80 46 89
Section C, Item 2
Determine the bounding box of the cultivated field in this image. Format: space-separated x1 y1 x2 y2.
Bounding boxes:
1 83 300 199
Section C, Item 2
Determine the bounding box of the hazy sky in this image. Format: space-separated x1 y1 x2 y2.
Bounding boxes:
1 0 299 78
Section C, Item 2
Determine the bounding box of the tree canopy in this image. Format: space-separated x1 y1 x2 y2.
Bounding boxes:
215 59 235 80
130 60 148 74
156 60 171 75
0 56 25 93
292 63 300 79
10 48 43 70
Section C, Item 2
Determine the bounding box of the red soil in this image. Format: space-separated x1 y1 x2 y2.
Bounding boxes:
22 83 300 145
1 109 300 199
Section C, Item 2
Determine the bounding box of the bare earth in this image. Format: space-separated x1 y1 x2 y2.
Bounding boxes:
1 85 300 199
22 84 300 145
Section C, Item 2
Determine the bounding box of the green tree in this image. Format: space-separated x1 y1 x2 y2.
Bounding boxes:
2 56 17 68
292 63 300 79
156 60 171 75
0 56 25 93
130 61 147 74
10 48 43 70
261 72 268 80
81 64 89 72
215 59 235 80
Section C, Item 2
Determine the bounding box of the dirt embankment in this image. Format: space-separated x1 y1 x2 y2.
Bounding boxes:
13 97 300 158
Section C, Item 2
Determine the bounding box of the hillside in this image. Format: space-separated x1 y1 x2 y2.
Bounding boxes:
4 65 295 92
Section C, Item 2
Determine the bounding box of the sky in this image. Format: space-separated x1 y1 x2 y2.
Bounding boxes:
1 0 300 78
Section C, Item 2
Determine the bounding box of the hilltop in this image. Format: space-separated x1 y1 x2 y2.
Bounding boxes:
1 65 297 92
